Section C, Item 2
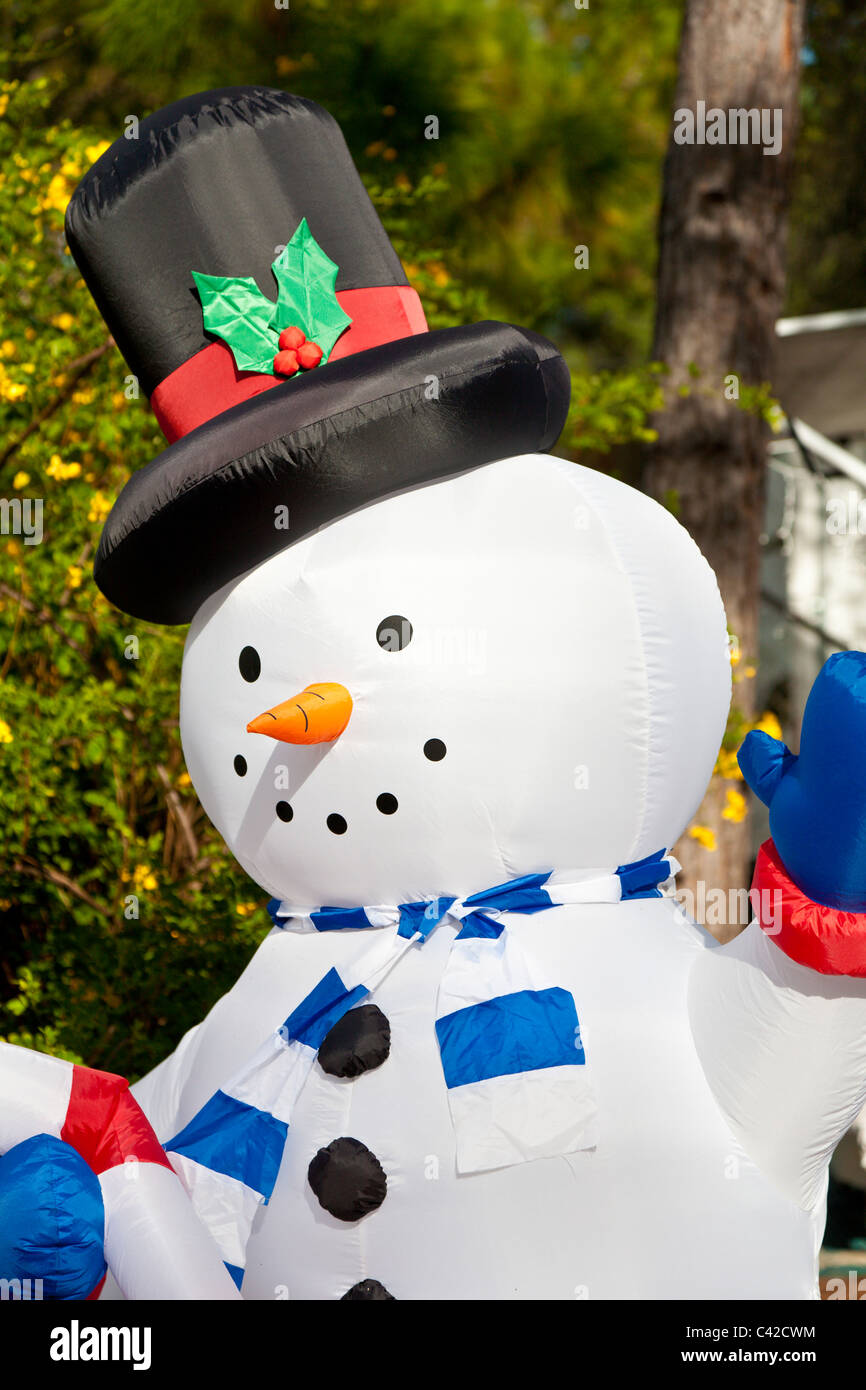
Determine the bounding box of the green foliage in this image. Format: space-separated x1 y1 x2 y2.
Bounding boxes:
0 77 265 1076
565 363 665 454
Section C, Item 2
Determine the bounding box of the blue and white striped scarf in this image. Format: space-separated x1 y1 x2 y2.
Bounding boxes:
165 850 678 1289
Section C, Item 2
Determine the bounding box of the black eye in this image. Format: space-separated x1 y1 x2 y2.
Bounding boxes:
424 739 446 762
239 646 261 682
376 615 413 652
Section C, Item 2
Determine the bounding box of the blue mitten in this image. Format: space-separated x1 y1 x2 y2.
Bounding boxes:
0 1133 106 1299
738 651 866 912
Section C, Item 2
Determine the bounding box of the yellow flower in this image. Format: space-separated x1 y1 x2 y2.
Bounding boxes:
66 565 83 589
688 824 717 852
0 720 13 744
46 454 82 481
176 771 191 788
235 902 258 917
12 471 29 490
753 710 782 742
39 172 70 215
132 864 158 892
722 788 747 824
51 312 75 332
85 141 111 164
6 539 20 557
88 491 113 523
1 339 16 358
0 95 9 119
715 747 743 781
1 380 27 401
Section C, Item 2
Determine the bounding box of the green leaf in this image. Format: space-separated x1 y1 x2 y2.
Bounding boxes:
270 219 352 363
191 271 277 374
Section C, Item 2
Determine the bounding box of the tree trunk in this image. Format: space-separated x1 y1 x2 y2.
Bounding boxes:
644 0 805 934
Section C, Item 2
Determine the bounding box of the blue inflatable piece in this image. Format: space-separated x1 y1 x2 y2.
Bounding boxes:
738 651 866 912
0 1133 106 1299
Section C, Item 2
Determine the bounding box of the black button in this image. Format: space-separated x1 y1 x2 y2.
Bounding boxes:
341 1279 395 1300
318 1005 391 1079
308 1137 386 1222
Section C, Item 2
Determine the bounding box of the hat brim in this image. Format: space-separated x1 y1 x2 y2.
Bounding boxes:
94 321 570 624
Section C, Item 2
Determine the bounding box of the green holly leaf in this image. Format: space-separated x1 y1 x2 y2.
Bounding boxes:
191 272 277 374
270 218 352 363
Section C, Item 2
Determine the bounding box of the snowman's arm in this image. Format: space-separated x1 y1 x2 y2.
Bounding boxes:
688 889 866 1211
690 653 866 1211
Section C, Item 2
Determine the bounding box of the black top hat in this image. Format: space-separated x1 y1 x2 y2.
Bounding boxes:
66 86 570 625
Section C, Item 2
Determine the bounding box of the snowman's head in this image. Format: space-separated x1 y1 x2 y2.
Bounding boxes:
179 454 730 906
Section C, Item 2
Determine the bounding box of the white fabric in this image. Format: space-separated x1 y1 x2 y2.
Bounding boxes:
99 1162 240 1300
0 1041 72 1150
447 1068 599 1173
689 919 866 1210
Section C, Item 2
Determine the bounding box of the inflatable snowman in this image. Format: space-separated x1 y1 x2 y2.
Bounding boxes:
4 86 866 1301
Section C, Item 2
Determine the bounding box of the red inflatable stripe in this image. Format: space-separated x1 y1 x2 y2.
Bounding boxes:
151 284 428 443
61 1065 172 1176
752 838 866 976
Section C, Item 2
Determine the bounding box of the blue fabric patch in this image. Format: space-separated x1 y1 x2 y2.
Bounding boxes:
0 1133 106 1300
739 651 866 911
225 1262 245 1290
616 849 669 899
281 967 368 1048
463 872 554 915
435 987 584 1089
397 897 455 941
165 1090 288 1199
455 909 505 941
266 897 283 928
310 906 375 932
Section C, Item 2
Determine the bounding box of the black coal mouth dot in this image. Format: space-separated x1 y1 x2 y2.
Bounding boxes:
276 801 293 822
376 793 398 815
234 754 247 777
327 813 348 835
423 738 446 762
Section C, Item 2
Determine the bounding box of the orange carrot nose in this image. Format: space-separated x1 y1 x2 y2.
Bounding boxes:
247 683 353 745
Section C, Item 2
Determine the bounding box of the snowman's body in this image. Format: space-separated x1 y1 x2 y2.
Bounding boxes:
128 453 866 1299
135 899 824 1300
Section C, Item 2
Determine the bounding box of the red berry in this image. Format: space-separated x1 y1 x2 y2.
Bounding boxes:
297 341 323 370
273 349 299 376
278 326 305 351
